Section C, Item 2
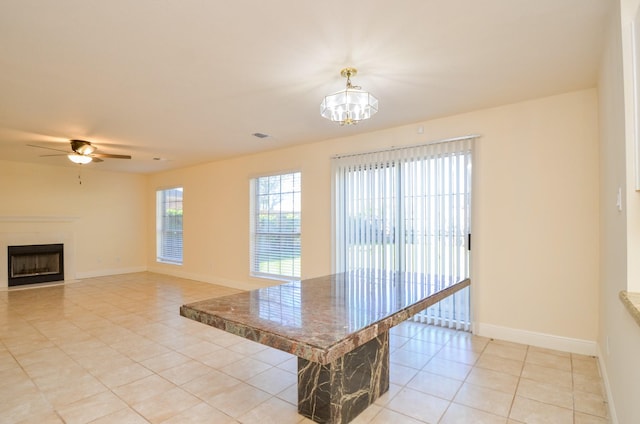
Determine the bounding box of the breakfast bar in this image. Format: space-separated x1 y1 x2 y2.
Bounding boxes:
180 270 470 424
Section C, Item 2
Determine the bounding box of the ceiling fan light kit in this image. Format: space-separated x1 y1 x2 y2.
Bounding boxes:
67 153 93 164
320 67 378 126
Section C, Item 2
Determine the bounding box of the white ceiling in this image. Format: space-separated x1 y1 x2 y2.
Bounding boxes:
0 0 612 174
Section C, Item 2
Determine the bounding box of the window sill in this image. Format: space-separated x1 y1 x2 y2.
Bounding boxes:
156 259 183 266
251 272 300 284
620 291 640 328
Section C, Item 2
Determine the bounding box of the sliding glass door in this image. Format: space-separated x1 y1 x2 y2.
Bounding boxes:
332 136 475 329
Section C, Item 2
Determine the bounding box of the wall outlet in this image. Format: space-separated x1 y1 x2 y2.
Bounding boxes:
616 187 622 212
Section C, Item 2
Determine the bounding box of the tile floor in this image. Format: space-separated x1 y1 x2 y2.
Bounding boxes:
0 272 609 423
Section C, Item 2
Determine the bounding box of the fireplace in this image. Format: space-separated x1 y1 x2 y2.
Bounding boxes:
8 244 64 287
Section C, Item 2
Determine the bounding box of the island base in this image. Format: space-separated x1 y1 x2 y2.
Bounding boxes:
297 332 390 424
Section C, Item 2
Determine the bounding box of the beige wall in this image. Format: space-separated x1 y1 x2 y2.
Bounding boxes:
148 88 600 350
0 160 147 283
598 0 640 422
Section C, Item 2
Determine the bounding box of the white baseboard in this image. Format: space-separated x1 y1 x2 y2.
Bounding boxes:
596 343 619 424
474 322 597 356
75 266 147 279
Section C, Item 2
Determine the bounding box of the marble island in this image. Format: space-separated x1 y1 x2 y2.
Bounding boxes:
620 291 640 328
180 270 470 423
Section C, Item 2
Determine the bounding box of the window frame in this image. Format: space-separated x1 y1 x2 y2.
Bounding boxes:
156 186 184 265
250 171 301 281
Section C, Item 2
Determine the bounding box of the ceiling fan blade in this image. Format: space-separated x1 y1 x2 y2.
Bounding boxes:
91 153 132 159
28 144 69 153
91 157 104 163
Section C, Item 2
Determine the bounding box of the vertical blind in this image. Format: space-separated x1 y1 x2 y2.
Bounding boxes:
332 136 475 330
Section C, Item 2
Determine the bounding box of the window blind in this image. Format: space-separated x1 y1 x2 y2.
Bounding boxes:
332 136 475 330
156 187 183 264
251 172 301 279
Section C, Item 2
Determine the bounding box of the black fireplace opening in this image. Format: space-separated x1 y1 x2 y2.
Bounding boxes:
8 244 64 287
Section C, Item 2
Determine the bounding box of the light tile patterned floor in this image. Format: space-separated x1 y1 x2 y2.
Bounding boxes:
0 272 610 423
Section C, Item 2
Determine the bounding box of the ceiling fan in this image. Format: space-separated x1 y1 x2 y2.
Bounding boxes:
29 139 132 164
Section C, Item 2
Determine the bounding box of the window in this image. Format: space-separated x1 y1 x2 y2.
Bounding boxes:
156 187 183 264
332 137 475 329
251 172 301 280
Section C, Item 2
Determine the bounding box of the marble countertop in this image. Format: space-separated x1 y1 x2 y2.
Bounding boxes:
620 291 640 328
180 271 470 364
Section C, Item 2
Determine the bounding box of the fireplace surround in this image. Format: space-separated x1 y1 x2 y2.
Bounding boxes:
8 243 64 287
0 217 77 289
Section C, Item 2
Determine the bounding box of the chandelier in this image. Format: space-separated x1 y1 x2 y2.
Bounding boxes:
320 67 378 125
